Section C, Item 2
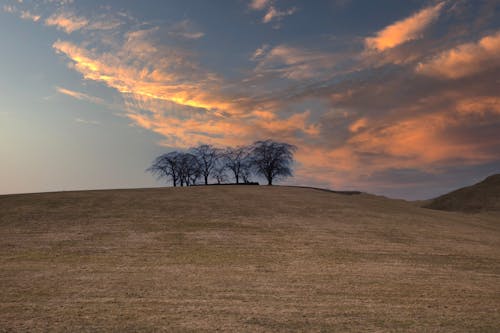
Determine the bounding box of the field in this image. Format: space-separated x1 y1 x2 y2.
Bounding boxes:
1 186 499 332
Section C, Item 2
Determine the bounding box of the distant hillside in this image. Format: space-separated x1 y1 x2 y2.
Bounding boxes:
425 174 500 212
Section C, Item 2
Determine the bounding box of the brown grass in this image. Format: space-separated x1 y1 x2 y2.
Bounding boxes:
1 186 499 332
425 174 500 212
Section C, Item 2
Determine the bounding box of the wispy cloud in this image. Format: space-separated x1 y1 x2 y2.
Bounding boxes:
252 44 339 80
50 27 318 147
168 20 205 40
249 0 270 11
7 0 500 197
75 118 100 125
56 86 106 105
45 11 89 33
251 44 270 60
3 4 40 22
365 2 445 52
262 6 297 24
248 0 297 26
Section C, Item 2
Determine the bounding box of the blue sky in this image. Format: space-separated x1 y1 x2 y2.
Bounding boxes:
1 0 499 199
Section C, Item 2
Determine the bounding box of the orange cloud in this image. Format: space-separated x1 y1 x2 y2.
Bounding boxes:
26 3 500 195
365 2 444 52
124 93 319 149
249 0 270 11
52 39 236 114
348 117 368 133
348 111 496 169
45 11 89 33
51 26 320 151
416 31 500 79
455 97 500 116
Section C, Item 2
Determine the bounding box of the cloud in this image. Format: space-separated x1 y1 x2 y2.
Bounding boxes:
3 4 40 22
416 31 500 79
249 0 270 11
45 11 89 33
365 2 444 51
168 20 205 40
348 117 368 133
262 6 297 24
75 118 100 125
8 0 500 199
251 44 270 60
52 28 240 114
248 0 297 25
19 10 41 22
2 5 15 13
252 45 338 80
56 86 106 105
323 81 500 170
51 24 321 149
455 96 500 116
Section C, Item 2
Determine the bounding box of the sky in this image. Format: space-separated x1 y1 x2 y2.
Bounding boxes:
1 0 499 200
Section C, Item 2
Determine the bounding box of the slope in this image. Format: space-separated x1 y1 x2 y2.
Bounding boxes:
425 174 500 212
0 186 499 332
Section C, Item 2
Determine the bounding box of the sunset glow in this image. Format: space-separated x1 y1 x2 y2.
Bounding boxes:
1 0 499 199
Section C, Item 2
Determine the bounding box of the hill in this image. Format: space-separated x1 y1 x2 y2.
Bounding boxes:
425 174 500 212
0 186 499 332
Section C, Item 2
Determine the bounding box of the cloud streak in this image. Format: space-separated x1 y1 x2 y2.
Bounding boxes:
56 86 107 105
365 2 444 52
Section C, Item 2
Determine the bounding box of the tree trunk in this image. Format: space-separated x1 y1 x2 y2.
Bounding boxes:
204 175 208 185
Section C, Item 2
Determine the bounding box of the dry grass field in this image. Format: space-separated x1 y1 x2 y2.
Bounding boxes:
1 185 499 332
425 174 500 213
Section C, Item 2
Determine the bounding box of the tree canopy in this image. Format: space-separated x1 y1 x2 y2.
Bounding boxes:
147 140 296 186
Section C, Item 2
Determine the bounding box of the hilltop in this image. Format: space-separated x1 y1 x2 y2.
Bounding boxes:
425 174 500 213
1 186 499 332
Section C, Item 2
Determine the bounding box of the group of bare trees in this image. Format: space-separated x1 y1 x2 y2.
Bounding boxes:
147 140 296 186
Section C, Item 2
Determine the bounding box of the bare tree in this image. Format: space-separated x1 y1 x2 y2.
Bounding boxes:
178 153 201 186
250 140 297 185
148 140 296 187
223 146 251 184
147 152 181 187
191 144 219 185
212 163 228 184
240 159 253 183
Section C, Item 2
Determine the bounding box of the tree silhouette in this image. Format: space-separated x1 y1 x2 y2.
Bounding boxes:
147 152 181 187
191 144 220 185
212 163 228 184
223 146 251 184
250 140 297 185
148 140 296 186
178 153 201 186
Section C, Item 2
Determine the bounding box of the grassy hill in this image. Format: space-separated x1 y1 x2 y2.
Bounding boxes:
425 174 500 212
1 186 499 332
